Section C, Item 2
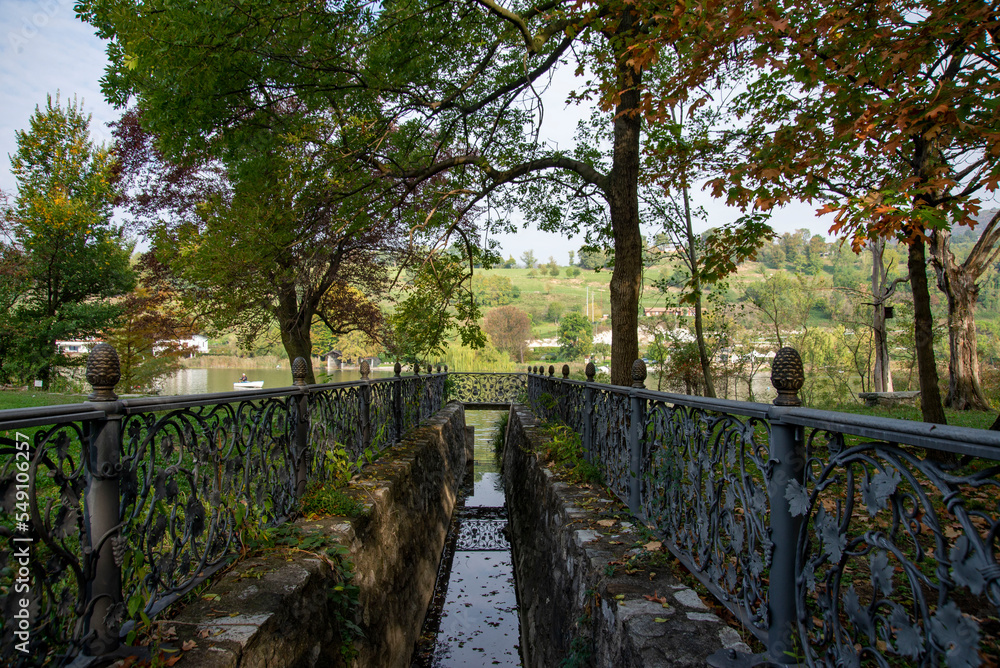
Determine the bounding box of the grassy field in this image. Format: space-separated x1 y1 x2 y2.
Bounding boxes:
0 390 89 411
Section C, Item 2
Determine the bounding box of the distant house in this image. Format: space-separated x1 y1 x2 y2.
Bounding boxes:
55 340 96 356
321 350 343 371
153 334 210 356
643 306 694 318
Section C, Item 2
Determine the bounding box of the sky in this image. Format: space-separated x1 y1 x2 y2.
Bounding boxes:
0 0 835 263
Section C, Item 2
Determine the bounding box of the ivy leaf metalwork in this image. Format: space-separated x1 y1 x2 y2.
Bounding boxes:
815 507 846 563
842 585 874 642
929 601 981 667
949 536 986 596
860 468 900 517
186 497 206 539
890 606 923 659
870 550 893 597
785 478 810 517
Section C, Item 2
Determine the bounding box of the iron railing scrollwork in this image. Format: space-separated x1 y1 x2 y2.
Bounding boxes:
0 347 447 667
4 341 999 667
526 348 1000 666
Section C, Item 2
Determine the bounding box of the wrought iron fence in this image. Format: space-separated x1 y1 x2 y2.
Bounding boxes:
447 372 526 405
6 343 998 667
526 351 1000 667
0 346 445 667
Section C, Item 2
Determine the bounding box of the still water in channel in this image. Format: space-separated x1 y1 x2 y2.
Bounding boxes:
412 409 522 668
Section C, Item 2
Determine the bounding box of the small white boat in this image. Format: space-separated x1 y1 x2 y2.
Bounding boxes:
233 381 264 389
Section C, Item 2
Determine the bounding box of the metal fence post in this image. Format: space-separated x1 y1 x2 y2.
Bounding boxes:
393 362 402 442
767 347 806 665
583 361 595 462
291 358 309 498
82 343 124 656
628 359 647 516
359 360 372 452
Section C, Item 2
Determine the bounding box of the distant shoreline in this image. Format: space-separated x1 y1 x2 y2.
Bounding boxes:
180 354 289 369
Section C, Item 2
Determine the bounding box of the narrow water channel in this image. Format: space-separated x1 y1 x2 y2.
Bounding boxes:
411 409 522 668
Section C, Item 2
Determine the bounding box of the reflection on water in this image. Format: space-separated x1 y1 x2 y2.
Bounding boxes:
157 366 396 395
413 409 521 668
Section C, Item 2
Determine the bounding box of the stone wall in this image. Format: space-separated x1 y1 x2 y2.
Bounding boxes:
504 404 752 667
168 401 471 668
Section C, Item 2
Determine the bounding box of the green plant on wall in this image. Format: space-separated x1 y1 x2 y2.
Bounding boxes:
539 423 601 484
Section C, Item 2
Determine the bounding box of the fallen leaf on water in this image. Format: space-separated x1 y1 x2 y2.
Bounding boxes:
597 519 616 527
654 617 668 623
182 639 197 651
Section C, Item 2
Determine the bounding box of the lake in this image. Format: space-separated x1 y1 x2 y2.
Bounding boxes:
158 366 398 395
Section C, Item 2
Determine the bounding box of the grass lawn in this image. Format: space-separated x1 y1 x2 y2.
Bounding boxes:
823 400 997 430
0 389 89 412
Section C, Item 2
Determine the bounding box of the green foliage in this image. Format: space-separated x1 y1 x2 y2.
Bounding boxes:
440 337 516 371
472 274 520 306
106 255 195 393
557 312 593 361
577 247 608 271
299 482 364 518
491 411 509 471
538 422 601 484
1 95 134 385
251 524 362 661
546 301 565 323
389 250 486 364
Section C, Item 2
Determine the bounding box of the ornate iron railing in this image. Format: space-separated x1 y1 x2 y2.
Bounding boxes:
526 353 1000 667
447 372 525 405
5 345 998 667
0 348 445 667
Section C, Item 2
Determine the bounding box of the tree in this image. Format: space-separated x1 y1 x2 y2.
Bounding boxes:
80 0 687 387
642 88 764 399
568 250 575 266
520 250 537 269
106 254 196 393
557 312 593 361
2 94 134 385
483 305 532 362
870 239 908 394
577 247 609 271
666 0 1000 425
388 250 485 364
929 211 1000 409
113 109 397 384
744 272 821 349
472 274 519 306
547 301 565 323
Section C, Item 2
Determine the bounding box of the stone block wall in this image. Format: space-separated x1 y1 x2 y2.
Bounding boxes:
504 404 752 667
166 401 470 668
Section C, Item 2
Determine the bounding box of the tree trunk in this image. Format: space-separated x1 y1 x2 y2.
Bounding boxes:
607 42 643 387
906 235 946 424
930 229 991 410
275 284 317 384
684 186 716 397
871 239 893 393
